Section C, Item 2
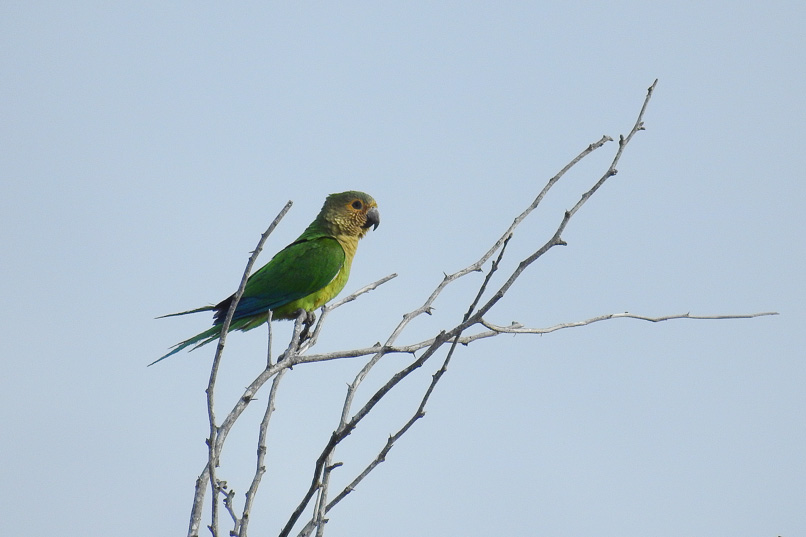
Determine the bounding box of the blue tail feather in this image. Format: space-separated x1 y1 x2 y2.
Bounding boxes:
150 324 222 366
155 305 216 319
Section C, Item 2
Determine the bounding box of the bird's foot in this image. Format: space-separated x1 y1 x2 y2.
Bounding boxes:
297 309 316 342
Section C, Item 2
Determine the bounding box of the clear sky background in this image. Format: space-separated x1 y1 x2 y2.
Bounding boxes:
2 2 804 536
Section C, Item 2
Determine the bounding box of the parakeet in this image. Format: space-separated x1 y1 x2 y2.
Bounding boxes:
152 191 379 365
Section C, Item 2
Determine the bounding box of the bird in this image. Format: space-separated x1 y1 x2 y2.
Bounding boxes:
151 191 379 365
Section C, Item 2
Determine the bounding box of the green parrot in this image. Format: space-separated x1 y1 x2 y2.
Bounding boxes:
152 191 379 365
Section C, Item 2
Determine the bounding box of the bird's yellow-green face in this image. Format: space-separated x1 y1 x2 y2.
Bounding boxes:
322 191 380 239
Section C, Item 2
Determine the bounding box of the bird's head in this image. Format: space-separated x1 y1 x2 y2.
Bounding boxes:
321 191 380 239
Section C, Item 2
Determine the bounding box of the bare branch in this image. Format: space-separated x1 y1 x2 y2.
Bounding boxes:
470 80 659 326
327 273 399 311
238 368 287 537
281 309 780 370
306 273 398 348
188 200 293 537
265 310 274 368
481 311 779 335
221 484 237 528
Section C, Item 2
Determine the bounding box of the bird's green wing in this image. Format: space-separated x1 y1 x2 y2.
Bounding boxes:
215 236 345 323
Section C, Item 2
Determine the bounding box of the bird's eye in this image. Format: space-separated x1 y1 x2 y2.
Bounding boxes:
351 200 363 210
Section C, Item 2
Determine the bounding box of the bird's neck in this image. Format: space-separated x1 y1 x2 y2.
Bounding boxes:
334 233 360 262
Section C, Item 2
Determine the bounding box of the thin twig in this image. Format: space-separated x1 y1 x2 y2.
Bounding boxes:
266 308 779 370
266 310 274 368
188 200 293 537
221 485 237 528
308 275 402 536
469 80 659 327
306 273 398 349
238 368 287 537
480 311 779 335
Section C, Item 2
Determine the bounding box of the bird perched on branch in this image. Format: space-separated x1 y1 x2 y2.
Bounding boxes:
152 191 380 365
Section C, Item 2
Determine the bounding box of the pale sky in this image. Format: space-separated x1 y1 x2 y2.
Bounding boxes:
2 2 804 536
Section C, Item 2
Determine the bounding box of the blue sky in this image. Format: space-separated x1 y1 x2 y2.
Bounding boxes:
2 2 804 536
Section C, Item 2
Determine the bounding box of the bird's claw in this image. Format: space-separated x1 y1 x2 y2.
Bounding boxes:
298 310 316 342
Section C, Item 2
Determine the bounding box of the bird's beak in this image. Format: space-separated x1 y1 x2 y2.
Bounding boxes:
364 206 380 230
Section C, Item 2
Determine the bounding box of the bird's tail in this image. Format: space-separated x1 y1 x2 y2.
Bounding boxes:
155 305 216 319
149 324 222 366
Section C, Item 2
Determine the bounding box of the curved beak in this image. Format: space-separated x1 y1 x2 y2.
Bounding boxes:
364 206 380 230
